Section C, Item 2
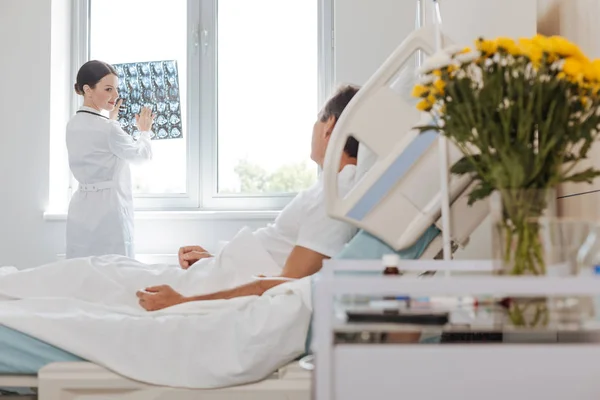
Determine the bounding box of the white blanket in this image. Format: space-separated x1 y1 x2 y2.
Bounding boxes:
0 228 312 388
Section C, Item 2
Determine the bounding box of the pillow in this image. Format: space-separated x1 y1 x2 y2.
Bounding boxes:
335 225 440 260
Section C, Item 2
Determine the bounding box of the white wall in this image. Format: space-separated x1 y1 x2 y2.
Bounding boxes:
0 0 537 268
0 0 57 268
334 0 417 85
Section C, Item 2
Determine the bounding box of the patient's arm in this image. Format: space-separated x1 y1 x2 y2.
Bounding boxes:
137 246 328 311
278 245 329 279
178 245 213 269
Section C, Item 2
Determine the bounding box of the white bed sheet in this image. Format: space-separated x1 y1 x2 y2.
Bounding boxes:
0 228 312 389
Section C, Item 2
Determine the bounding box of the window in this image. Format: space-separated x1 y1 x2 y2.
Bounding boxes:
88 0 191 208
216 1 318 195
67 0 333 211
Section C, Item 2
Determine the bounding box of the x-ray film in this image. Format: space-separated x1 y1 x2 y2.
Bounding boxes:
113 60 182 140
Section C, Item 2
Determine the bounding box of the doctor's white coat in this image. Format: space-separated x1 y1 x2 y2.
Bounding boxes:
65 106 152 259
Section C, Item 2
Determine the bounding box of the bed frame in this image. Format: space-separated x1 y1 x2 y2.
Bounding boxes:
0 361 311 400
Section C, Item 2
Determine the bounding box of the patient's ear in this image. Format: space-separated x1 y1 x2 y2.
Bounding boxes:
324 116 337 138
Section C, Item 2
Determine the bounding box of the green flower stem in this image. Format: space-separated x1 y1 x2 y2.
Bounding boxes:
500 190 546 275
508 300 549 327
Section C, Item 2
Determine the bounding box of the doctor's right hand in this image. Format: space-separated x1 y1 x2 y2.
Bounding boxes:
178 245 213 269
135 106 155 132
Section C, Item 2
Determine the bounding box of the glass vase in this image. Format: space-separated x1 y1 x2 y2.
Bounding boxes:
491 188 557 276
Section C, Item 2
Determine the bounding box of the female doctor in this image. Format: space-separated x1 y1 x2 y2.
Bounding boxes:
66 60 154 259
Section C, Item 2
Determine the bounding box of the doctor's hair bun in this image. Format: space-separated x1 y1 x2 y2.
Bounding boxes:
74 60 118 95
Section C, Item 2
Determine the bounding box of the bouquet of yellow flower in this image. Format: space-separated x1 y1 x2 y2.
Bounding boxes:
413 35 600 275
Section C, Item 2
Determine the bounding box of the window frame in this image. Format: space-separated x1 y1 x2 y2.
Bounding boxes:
68 0 333 211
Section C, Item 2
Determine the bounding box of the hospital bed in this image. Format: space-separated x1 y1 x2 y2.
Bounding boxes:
0 254 312 400
0 323 311 400
0 362 310 400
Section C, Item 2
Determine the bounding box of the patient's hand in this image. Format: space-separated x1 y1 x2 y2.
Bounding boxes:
136 285 186 311
178 245 213 269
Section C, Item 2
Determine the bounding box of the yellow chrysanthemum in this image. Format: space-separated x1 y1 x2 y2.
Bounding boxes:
549 36 586 61
476 38 497 55
529 34 560 63
531 34 549 50
433 79 446 94
496 37 520 56
532 34 558 56
411 84 430 98
562 57 584 82
518 38 543 66
432 65 457 77
416 99 432 112
591 59 600 82
583 61 597 83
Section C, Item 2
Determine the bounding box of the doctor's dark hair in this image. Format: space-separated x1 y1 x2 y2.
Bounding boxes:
74 60 118 95
319 84 360 158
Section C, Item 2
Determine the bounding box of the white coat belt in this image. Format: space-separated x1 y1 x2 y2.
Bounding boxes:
79 181 114 192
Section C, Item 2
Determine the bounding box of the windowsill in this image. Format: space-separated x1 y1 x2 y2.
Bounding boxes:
43 209 280 222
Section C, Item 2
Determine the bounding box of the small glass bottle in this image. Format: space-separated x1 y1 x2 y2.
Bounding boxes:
382 254 400 275
382 254 403 305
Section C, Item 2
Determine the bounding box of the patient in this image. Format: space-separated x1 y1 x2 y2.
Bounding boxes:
137 85 360 311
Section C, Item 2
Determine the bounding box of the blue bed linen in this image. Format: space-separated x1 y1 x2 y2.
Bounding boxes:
0 324 83 374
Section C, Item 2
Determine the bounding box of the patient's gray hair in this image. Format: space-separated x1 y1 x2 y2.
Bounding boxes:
318 84 360 123
319 84 360 158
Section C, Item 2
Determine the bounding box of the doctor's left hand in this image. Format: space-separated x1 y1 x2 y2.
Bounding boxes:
136 285 187 311
109 98 124 120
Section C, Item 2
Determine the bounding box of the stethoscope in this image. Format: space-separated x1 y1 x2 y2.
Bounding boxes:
76 110 108 119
